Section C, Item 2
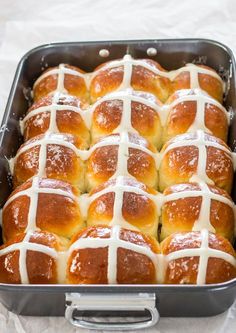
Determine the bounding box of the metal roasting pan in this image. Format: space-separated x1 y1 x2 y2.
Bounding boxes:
0 39 236 330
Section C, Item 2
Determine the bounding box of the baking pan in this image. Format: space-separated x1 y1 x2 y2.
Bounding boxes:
0 39 236 330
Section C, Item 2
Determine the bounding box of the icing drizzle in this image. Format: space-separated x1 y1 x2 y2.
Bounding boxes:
0 231 58 284
33 55 224 94
83 175 163 232
161 129 233 183
12 132 159 179
89 55 224 91
11 129 234 192
21 92 92 135
164 181 235 233
3 176 77 232
31 55 225 141
5 173 235 237
22 89 229 147
68 224 158 284
0 227 235 285
33 64 89 93
166 229 236 285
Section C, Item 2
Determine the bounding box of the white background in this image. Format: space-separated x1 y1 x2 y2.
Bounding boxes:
0 0 236 332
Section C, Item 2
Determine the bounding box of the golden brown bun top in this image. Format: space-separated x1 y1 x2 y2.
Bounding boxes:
0 230 66 252
161 182 235 243
163 182 233 199
163 88 228 143
89 176 157 197
161 231 235 257
166 88 211 104
93 132 157 153
91 89 163 138
70 225 160 254
33 64 89 103
90 57 171 103
28 92 86 113
18 132 87 151
5 177 80 204
172 64 224 103
35 64 86 82
93 89 163 106
67 225 160 284
87 177 159 238
0 230 68 284
161 231 236 284
162 130 231 152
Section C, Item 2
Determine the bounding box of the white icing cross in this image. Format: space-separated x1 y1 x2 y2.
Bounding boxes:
162 129 233 184
1 228 235 285
22 89 229 148
11 128 234 192
88 131 159 167
166 229 236 285
21 90 164 138
69 224 158 284
89 55 224 91
0 231 58 284
167 91 230 134
3 176 77 232
90 89 167 129
12 132 81 179
81 175 163 231
33 55 224 103
164 181 235 233
33 64 90 93
21 92 92 135
12 132 159 179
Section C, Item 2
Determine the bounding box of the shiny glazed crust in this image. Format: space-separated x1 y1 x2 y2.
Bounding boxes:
87 177 159 237
0 231 65 284
23 93 90 143
2 178 84 241
67 225 160 284
159 132 233 193
161 183 235 242
161 231 236 284
33 65 89 104
172 65 224 103
163 89 228 143
86 132 158 190
91 90 163 149
90 59 171 103
13 133 87 191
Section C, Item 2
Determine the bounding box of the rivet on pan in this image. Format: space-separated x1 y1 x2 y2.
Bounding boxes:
99 49 110 58
147 47 157 57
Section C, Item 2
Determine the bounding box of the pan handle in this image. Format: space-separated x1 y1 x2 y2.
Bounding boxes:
65 292 159 331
